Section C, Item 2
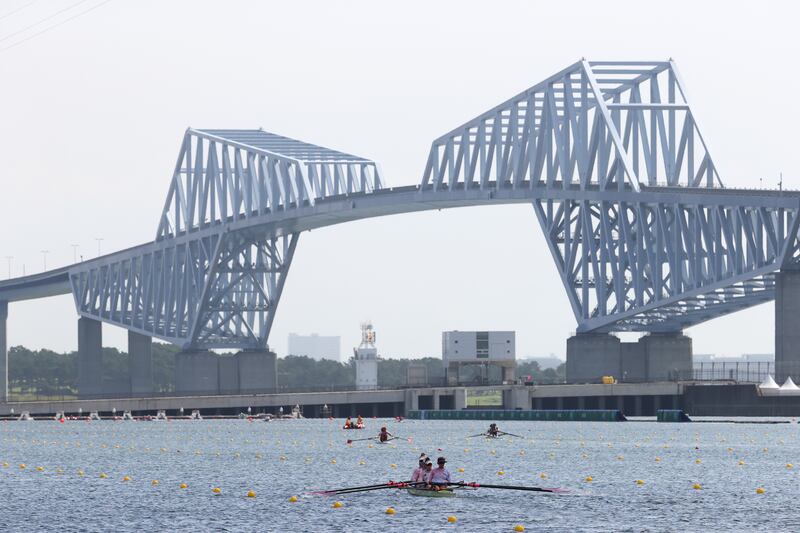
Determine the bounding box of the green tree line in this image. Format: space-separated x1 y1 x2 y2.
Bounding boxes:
8 345 564 397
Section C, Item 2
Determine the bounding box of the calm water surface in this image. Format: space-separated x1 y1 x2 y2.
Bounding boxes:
1 418 798 532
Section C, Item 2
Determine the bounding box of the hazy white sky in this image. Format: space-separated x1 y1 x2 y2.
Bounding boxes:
1 0 798 359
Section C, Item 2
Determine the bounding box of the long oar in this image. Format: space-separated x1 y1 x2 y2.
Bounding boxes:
315 481 423 496
451 482 565 493
466 433 489 438
309 480 412 495
498 431 524 438
346 436 378 444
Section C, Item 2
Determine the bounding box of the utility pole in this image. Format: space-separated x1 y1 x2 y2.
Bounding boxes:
41 250 49 272
4 256 11 279
95 237 104 257
71 244 79 264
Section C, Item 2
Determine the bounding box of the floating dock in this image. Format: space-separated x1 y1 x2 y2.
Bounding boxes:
408 409 627 422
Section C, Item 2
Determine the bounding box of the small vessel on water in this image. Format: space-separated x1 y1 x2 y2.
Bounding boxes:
406 487 456 498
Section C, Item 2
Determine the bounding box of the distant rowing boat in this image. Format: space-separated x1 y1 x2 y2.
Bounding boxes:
406 487 456 498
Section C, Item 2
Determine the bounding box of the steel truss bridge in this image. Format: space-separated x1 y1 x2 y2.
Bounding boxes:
2 59 798 351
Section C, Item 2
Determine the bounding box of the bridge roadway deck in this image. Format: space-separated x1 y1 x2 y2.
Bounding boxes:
0 383 685 416
1 183 797 303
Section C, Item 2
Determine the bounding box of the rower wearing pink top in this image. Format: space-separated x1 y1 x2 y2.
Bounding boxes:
428 456 451 490
410 454 427 483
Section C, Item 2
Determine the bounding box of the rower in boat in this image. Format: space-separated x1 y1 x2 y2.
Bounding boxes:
428 456 452 490
378 426 394 442
411 454 428 483
356 414 364 427
488 423 500 438
344 417 353 429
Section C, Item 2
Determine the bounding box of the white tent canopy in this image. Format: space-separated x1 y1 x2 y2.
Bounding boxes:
760 375 779 389
779 377 800 395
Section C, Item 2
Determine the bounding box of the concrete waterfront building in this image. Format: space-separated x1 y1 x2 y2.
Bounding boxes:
442 331 516 385
287 333 341 361
354 323 378 390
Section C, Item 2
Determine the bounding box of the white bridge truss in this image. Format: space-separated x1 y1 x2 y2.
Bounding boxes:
50 60 800 349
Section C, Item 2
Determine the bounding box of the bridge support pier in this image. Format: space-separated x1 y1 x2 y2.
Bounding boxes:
639 333 692 381
128 331 153 395
0 301 7 402
236 350 277 393
404 390 419 413
567 332 692 384
77 317 103 398
566 334 621 383
502 388 529 410
776 270 800 384
175 351 218 395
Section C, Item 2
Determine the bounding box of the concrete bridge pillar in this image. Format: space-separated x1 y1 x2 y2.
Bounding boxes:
432 390 441 410
776 270 800 383
128 331 153 395
236 350 277 393
453 388 467 410
404 390 419 413
638 333 692 381
502 388 529 410
77 317 103 398
175 351 218 395
0 301 7 402
566 334 621 383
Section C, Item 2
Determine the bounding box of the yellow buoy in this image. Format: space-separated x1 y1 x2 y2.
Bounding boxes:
99 473 108 479
386 507 396 515
540 473 548 479
458 467 465 473
122 475 131 482
36 466 44 471
693 483 701 490
289 495 298 503
787 463 794 469
738 460 745 466
247 490 256 498
636 479 644 485
447 516 457 523
2 462 7 467
331 459 337 464
152 480 159 485
332 501 343 508
514 526 525 532
655 457 661 462
19 464 26 469
180 483 188 489
585 476 593 482
390 464 397 469
756 487 765 494
695 459 701 464
77 470 85 476
212 487 221 494
497 471 505 475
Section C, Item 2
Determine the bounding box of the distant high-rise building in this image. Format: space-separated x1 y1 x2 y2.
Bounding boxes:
287 333 341 361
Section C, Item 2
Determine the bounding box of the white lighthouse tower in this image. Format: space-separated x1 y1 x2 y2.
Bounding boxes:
354 322 378 390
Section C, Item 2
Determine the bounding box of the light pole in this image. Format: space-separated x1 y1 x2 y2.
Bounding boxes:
40 250 49 271
71 244 79 264
95 238 104 257
4 256 11 279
